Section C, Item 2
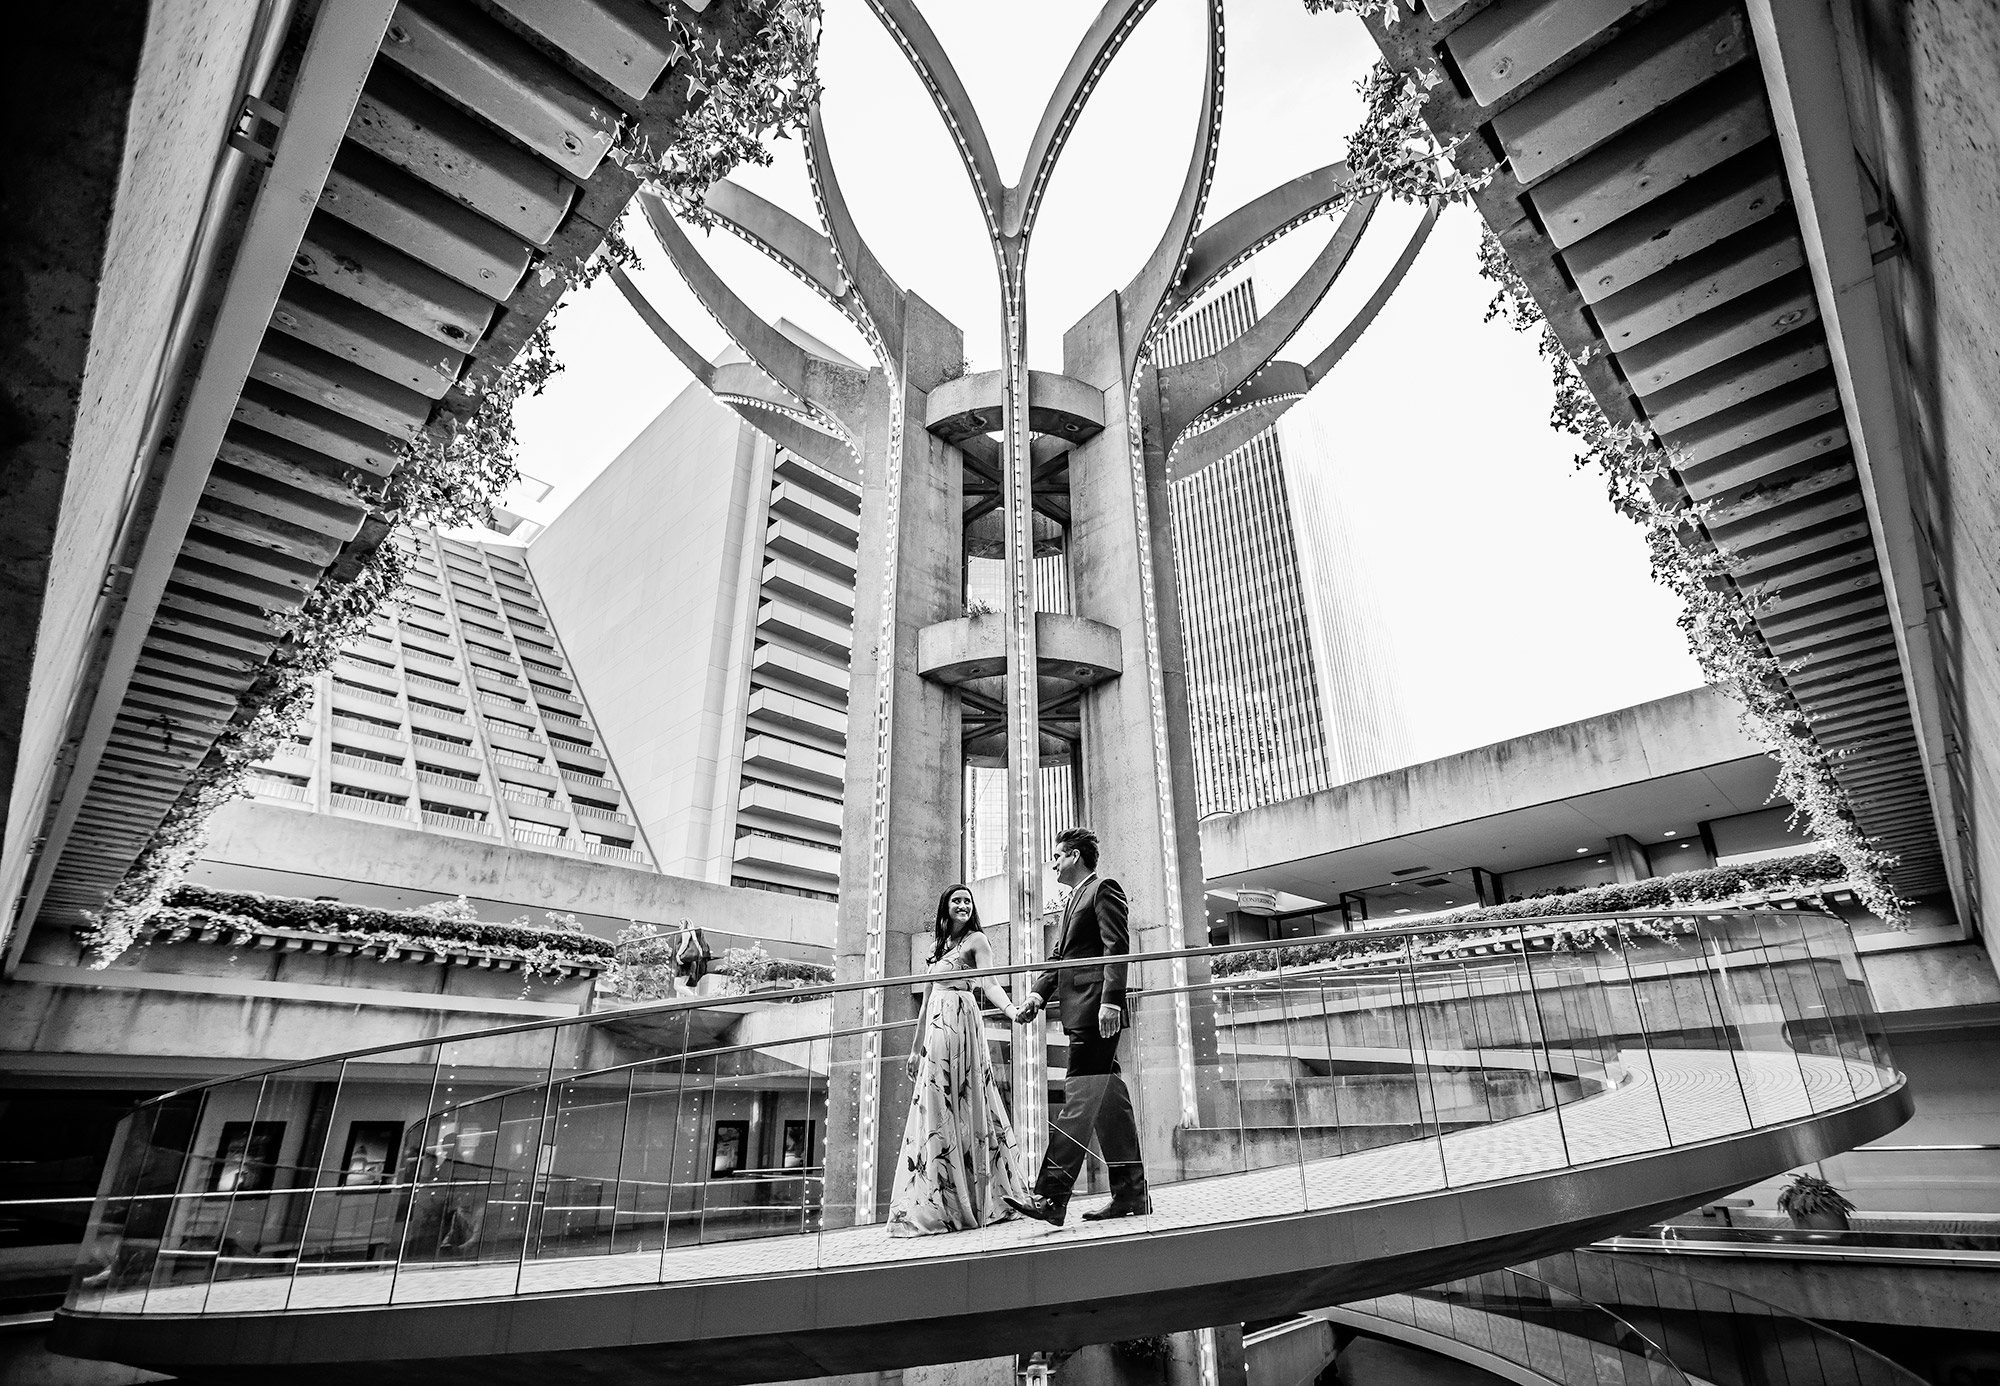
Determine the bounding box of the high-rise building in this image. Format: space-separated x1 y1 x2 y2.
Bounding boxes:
240 527 654 868
528 329 861 901
1158 281 1412 815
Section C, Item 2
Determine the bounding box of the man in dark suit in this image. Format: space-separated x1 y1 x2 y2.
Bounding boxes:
1004 826 1151 1226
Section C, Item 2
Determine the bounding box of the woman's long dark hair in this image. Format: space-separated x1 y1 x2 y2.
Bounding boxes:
929 883 983 963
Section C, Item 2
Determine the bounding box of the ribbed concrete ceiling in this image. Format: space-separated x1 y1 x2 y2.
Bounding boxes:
1364 0 1947 900
35 0 761 925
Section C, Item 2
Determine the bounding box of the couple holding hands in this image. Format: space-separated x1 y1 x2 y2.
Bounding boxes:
885 826 1152 1239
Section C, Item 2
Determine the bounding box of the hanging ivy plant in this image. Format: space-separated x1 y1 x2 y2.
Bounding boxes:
81 6 823 967
1474 231 1904 921
614 0 822 227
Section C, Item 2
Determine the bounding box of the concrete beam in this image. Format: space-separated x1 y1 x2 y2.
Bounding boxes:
1743 0 1967 926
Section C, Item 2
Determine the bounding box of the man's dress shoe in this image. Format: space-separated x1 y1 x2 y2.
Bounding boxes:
1004 1193 1066 1227
1080 1195 1153 1221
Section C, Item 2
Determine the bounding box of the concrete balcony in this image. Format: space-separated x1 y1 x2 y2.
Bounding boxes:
744 689 847 752
407 704 471 738
328 751 411 789
765 517 857 581
573 803 632 830
327 790 411 822
330 678 402 712
550 743 609 776
773 453 861 510
473 669 527 699
410 731 481 764
750 643 849 708
328 712 405 746
416 768 488 800
403 667 465 696
731 831 841 888
737 782 842 842
761 556 854 621
741 737 846 798
767 482 860 545
483 717 542 749
533 685 587 719
490 759 560 792
501 791 568 828
757 598 851 662
421 808 494 836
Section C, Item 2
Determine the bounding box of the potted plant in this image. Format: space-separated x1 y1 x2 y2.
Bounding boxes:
1777 1172 1855 1231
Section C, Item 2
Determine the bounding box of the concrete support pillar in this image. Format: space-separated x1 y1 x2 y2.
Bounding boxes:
1607 834 1650 884
828 295 966 1225
1061 293 1212 1176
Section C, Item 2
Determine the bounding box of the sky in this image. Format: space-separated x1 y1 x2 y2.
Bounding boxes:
496 0 1703 768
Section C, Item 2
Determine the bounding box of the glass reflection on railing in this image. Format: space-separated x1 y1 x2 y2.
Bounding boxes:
64 909 1898 1317
1339 1247 1924 1386
1333 1260 1694 1386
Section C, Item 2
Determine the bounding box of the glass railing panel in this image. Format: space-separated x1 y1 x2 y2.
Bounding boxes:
1758 913 1855 1114
818 983 879 1237
1297 946 1447 1209
1820 919 1897 1084
1693 914 1816 1126
657 993 833 1269
583 1008 693 1272
1343 1262 1693 1386
1196 971 1281 1181
66 1092 201 1314
195 1062 345 1315
135 1077 280 1315
390 1027 557 1303
289 1046 439 1310
1625 917 1754 1145
1532 1251 1925 1386
1800 916 1877 1099
1435 945 1588 1184
58 908 1901 1326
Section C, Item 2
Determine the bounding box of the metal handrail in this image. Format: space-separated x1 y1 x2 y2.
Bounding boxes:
120 906 1825 1109
1562 1248 1925 1386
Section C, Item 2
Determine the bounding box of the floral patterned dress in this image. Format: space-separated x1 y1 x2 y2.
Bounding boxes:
885 940 1028 1237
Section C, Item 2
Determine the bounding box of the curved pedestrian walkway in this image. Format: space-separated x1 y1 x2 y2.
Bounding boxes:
53 910 1910 1385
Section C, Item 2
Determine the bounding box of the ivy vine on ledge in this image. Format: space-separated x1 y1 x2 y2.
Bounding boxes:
1212 851 1854 978
81 5 823 966
145 887 612 980
1474 233 1903 921
1292 0 1903 921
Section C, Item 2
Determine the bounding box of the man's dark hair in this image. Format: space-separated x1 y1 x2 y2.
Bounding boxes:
1055 826 1099 871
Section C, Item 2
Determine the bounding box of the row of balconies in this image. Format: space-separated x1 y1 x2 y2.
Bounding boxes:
730 829 840 892
730 462 858 896
254 756 638 853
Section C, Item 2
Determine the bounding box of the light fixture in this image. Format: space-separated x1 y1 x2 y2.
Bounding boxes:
1681 843 1692 850
1596 858 1607 865
1663 830 1678 838
1575 848 1588 854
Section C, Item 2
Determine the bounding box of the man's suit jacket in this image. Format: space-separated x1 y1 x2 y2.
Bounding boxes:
1033 875 1130 1029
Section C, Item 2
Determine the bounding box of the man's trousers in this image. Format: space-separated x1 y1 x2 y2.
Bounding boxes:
1033 1028 1147 1208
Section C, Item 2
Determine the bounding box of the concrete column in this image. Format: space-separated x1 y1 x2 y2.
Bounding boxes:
828 295 966 1225
1608 834 1650 884
1061 293 1212 1175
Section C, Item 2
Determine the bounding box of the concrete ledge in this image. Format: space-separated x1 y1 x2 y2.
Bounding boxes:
924 369 1104 444
9 963 580 1017
192 800 835 957
916 613 1122 690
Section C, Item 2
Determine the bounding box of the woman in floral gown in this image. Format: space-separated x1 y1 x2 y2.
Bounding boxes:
886 885 1029 1237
